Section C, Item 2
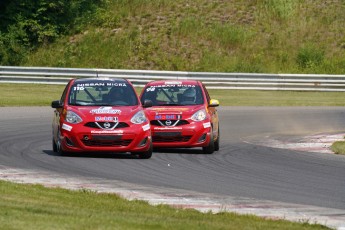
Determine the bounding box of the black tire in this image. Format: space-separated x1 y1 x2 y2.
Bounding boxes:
137 143 153 159
214 126 220 151
56 130 66 156
52 137 58 152
203 129 215 154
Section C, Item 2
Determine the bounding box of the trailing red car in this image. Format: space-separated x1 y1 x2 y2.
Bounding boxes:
140 80 220 154
51 78 153 159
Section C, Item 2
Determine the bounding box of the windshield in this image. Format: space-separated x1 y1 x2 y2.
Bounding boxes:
68 80 138 106
141 84 204 106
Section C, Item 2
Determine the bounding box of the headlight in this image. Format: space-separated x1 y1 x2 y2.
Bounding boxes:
191 109 207 121
131 110 147 124
65 111 83 124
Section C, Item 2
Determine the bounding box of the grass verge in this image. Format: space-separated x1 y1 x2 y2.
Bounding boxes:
0 180 329 229
0 84 65 107
2 83 345 107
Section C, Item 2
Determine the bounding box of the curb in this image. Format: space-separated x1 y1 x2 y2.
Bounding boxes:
246 133 345 154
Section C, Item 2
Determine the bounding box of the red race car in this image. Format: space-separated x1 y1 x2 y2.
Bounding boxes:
140 80 220 154
51 78 153 159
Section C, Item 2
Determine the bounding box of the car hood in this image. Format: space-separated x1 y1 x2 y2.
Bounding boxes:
144 105 205 118
69 105 141 121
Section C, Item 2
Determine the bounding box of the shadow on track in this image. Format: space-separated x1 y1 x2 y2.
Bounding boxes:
43 148 206 158
42 150 142 159
153 148 205 155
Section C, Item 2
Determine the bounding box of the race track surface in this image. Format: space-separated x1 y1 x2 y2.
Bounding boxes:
1 106 345 226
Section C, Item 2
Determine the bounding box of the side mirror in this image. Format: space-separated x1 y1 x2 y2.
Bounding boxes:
142 99 153 108
209 99 219 107
51 100 63 108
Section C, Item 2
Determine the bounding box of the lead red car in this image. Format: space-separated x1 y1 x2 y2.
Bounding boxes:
140 80 220 154
51 78 152 159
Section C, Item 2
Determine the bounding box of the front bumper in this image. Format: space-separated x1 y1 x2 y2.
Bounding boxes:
59 123 151 153
151 121 211 148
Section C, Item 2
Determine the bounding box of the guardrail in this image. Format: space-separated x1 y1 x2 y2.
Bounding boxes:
1 66 345 91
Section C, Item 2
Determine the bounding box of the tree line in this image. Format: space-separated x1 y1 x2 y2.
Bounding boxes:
0 0 102 65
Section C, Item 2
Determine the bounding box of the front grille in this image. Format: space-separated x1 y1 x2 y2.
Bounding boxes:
84 122 129 129
153 135 192 143
82 139 132 147
150 120 189 127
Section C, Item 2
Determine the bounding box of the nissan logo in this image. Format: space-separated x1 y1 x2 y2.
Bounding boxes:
103 122 111 129
165 120 172 126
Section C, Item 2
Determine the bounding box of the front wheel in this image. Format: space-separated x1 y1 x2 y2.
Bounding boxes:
56 129 66 156
214 127 220 151
52 137 58 152
203 130 215 154
136 143 153 159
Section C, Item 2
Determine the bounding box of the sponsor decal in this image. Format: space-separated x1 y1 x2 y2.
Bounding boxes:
142 124 150 131
147 84 196 90
154 114 181 120
91 130 123 134
76 83 127 87
73 86 85 91
203 122 211 128
95 116 118 122
154 127 182 130
146 87 156 92
62 123 72 131
73 83 127 91
90 107 121 115
151 107 189 111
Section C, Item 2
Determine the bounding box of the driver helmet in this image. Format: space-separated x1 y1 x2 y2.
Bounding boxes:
108 87 124 100
182 88 196 102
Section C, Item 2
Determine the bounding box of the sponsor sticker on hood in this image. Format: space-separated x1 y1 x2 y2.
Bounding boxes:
151 107 190 112
90 107 121 115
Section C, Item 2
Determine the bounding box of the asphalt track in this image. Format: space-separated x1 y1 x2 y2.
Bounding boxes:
1 106 345 226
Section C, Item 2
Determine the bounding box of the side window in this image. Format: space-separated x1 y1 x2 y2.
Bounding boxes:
202 84 210 104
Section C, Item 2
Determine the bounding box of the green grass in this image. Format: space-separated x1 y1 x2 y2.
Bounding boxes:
22 0 345 74
208 89 345 106
0 180 330 229
0 84 65 107
2 83 345 107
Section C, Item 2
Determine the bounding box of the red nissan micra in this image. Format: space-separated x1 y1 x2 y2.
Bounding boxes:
51 78 152 159
140 80 220 154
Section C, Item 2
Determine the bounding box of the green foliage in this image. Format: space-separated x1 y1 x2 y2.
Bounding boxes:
0 0 103 65
258 0 297 20
296 44 325 69
2 0 345 74
0 26 29 65
210 23 250 47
